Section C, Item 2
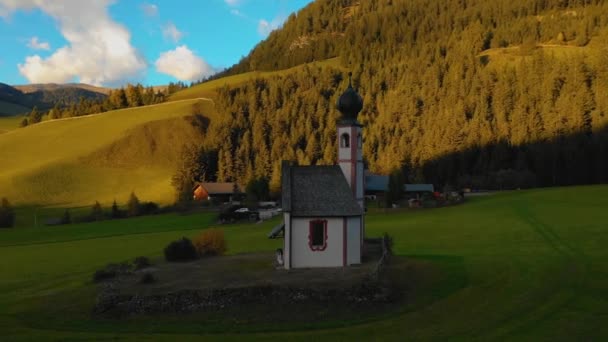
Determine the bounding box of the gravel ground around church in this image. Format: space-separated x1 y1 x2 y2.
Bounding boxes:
115 249 382 297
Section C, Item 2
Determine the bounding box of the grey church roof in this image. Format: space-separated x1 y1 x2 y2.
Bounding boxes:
281 161 363 217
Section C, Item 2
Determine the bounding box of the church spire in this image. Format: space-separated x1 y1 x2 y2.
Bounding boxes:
336 72 363 125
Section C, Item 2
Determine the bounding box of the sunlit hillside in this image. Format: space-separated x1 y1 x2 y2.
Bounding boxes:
169 57 342 101
0 99 213 206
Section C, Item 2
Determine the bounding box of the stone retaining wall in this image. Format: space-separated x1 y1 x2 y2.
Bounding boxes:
94 280 391 317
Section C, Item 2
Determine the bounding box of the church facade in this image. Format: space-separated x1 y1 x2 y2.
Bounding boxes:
276 75 366 269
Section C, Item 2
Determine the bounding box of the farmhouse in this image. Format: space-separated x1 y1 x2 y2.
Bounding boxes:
193 182 240 202
271 75 366 269
364 173 435 199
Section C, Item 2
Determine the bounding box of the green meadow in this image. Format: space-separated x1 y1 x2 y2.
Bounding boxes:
169 57 342 101
0 115 23 134
1 185 607 340
0 99 214 206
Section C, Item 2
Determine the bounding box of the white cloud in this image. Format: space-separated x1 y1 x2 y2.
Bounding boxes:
258 16 285 37
230 9 246 18
162 22 183 43
0 0 147 86
224 0 240 6
26 36 50 50
141 3 158 17
155 45 214 82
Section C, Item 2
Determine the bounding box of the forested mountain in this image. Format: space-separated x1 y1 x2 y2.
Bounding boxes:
13 83 111 95
0 82 107 115
188 0 608 191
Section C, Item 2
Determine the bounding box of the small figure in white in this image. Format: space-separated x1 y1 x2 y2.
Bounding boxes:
275 248 284 266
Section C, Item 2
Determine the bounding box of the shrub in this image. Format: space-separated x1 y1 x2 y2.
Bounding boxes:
164 237 198 262
140 201 159 215
92 262 133 283
193 229 227 257
93 268 116 283
133 256 151 270
139 272 155 284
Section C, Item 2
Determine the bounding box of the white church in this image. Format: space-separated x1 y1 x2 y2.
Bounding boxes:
269 75 366 269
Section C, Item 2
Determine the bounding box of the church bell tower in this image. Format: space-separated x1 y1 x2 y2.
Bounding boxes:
336 73 364 209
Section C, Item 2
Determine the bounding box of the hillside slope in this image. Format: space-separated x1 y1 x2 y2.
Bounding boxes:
0 82 108 116
14 83 111 95
183 0 608 190
0 99 214 205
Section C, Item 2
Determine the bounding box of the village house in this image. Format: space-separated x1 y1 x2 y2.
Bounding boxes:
270 75 366 269
193 182 240 203
364 173 435 199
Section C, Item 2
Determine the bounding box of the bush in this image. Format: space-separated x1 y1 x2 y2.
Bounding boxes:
93 268 117 283
140 201 159 215
139 272 155 284
193 229 227 257
133 256 151 270
164 237 198 262
92 262 131 283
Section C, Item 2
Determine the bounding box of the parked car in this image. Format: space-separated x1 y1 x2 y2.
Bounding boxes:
219 206 259 223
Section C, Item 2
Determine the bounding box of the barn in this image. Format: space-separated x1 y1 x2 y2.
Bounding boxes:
193 182 240 202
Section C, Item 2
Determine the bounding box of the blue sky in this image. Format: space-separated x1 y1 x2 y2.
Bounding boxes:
0 0 313 86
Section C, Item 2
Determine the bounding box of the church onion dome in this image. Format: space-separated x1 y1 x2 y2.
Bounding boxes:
336 72 363 124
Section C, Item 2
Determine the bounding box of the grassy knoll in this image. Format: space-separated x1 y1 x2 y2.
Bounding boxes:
0 185 607 340
478 39 599 66
0 99 214 206
169 58 342 102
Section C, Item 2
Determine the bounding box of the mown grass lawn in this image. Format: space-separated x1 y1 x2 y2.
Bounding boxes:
1 185 607 340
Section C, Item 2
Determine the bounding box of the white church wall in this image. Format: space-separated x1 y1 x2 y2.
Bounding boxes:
356 162 364 200
290 217 344 268
339 163 353 188
338 126 352 161
347 216 362 265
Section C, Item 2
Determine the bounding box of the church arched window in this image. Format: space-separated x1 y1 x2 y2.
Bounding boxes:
357 133 362 148
341 133 350 148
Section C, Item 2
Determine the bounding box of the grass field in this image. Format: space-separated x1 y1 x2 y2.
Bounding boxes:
0 99 214 206
1 185 607 340
0 115 23 134
478 39 597 67
169 58 342 102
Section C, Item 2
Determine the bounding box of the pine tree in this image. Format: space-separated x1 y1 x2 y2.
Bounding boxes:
111 200 121 219
28 106 42 124
127 192 140 217
91 201 103 221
